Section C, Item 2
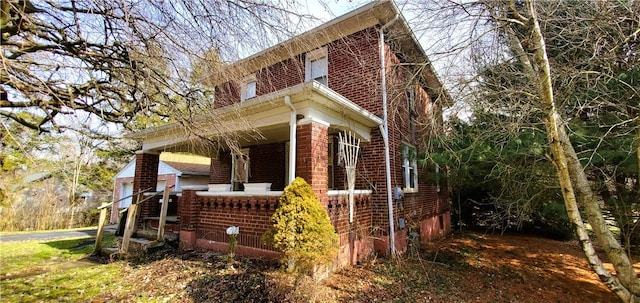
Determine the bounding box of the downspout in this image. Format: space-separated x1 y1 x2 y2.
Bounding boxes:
380 14 399 256
284 96 296 184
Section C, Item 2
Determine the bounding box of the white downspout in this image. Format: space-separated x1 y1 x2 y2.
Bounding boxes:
380 14 399 256
284 96 296 184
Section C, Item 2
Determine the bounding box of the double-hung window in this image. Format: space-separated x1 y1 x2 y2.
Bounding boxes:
402 144 418 192
241 75 256 101
305 47 328 86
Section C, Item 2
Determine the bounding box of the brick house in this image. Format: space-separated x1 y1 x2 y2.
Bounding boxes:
110 154 210 224
128 0 451 265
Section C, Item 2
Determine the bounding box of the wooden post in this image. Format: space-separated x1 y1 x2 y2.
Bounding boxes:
120 193 141 253
92 201 109 255
157 186 172 241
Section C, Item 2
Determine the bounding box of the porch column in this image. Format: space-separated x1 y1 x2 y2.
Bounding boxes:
133 151 159 224
296 119 329 207
209 151 232 184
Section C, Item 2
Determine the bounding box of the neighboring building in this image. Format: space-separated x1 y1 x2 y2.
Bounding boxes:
127 0 452 266
110 153 210 223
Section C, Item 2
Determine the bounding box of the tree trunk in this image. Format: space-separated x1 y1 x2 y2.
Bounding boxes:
558 125 640 300
506 1 640 301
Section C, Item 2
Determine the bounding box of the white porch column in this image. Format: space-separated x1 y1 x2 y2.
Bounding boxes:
285 96 297 184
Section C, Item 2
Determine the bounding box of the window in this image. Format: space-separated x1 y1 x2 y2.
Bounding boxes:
241 75 256 101
402 144 418 192
305 47 328 86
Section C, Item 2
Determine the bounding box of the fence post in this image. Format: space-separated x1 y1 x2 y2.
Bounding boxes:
120 193 141 253
157 185 172 241
92 201 109 255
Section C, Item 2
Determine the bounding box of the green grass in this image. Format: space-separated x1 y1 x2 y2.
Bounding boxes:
1 263 123 302
0 235 123 302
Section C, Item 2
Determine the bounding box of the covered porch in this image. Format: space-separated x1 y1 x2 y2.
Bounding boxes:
130 81 382 265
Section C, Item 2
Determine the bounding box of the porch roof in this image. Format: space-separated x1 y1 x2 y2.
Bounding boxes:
132 81 383 153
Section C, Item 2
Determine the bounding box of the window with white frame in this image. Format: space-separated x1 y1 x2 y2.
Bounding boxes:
305 47 328 86
240 75 256 101
402 144 418 192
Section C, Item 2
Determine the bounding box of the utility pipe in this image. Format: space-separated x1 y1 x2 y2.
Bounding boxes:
284 96 296 184
380 14 400 256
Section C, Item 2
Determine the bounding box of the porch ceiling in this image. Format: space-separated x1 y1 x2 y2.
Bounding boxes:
134 81 382 154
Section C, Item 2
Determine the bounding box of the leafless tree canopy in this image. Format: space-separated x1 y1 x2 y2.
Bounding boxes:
1 0 312 135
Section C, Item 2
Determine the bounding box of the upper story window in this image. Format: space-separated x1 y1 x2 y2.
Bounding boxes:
305 47 328 86
241 74 257 101
402 143 418 192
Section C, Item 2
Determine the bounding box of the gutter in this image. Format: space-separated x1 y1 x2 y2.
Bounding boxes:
380 13 400 256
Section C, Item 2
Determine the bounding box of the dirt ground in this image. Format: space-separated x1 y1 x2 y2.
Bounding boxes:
92 231 639 303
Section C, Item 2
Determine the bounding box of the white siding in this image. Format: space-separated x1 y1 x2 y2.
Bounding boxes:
119 182 134 208
178 176 209 191
113 160 136 179
158 162 180 176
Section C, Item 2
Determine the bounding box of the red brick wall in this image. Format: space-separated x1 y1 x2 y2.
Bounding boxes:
296 121 329 206
214 81 240 108
133 153 159 224
212 29 380 111
256 57 305 94
210 152 232 184
209 143 287 190
194 195 280 251
249 143 286 190
328 193 374 265
327 28 382 114
205 25 451 252
179 190 376 264
178 190 198 230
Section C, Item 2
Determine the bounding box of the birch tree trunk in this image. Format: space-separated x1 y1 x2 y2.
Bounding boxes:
499 0 640 301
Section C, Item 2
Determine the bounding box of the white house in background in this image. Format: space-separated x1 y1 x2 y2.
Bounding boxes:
110 153 211 223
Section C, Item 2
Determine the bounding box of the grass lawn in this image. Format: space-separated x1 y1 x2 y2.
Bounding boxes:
0 235 124 302
0 232 626 302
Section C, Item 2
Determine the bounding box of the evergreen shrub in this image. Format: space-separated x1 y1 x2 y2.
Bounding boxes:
262 177 338 273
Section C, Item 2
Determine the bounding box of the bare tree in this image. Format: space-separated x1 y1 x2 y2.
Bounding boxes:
1 0 312 136
412 0 639 301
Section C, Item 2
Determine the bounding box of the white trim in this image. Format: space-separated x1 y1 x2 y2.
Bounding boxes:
196 191 283 197
305 47 328 85
401 143 418 192
240 74 257 101
297 116 330 127
137 82 383 151
113 159 136 180
328 189 372 196
181 185 209 191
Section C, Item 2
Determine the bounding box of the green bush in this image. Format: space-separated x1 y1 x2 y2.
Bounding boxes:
262 177 338 274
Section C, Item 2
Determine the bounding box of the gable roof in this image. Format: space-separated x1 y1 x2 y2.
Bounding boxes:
203 0 452 106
